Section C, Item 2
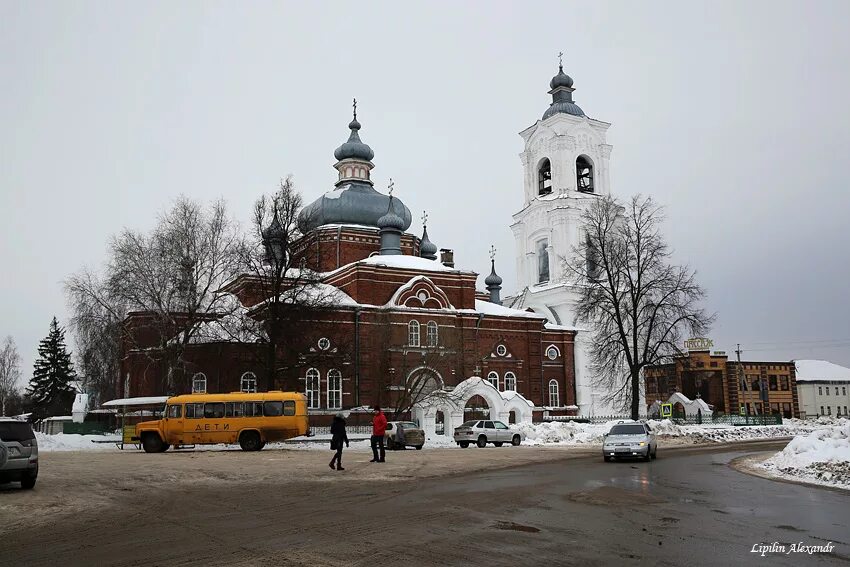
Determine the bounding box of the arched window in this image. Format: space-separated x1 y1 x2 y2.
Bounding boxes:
426 321 439 347
408 320 420 347
504 372 517 391
327 369 342 410
306 368 320 409
537 239 550 283
538 158 552 196
545 345 560 360
548 379 560 407
240 372 257 393
487 371 499 389
191 373 207 394
576 155 594 193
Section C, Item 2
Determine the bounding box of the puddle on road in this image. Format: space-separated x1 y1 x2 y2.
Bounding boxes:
566 486 667 506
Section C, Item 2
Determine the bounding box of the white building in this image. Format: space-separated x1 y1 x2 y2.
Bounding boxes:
795 359 850 418
504 62 619 416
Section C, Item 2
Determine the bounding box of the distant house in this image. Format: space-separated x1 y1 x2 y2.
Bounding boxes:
794 360 850 418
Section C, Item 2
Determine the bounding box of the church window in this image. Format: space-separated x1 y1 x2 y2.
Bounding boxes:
537 240 550 283
487 371 499 389
504 372 517 391
318 337 331 351
240 372 257 393
408 320 421 347
576 155 594 193
546 345 559 360
549 379 560 407
426 321 439 347
345 167 352 178
327 369 342 410
306 368 320 409
192 373 207 394
496 344 507 357
538 158 552 196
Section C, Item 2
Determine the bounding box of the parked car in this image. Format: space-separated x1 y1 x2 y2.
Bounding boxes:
602 421 657 462
0 419 39 489
453 419 524 448
385 421 425 450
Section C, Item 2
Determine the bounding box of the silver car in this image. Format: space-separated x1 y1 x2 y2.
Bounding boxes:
453 419 524 448
0 419 39 489
602 421 657 462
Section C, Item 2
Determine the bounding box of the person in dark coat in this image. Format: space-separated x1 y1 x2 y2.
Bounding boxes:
329 412 349 471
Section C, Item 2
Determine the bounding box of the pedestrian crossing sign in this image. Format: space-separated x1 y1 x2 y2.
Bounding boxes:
660 403 672 418
740 405 746 416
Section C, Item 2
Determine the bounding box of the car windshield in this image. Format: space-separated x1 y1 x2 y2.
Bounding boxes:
0 421 35 442
460 421 478 427
609 424 646 435
401 422 418 429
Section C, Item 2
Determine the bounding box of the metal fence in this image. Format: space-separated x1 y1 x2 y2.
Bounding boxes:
540 414 784 426
309 425 374 436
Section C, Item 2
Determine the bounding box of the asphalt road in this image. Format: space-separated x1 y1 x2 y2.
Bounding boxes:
1 441 847 566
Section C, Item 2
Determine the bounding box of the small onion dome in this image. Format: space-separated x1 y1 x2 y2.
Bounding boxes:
485 260 503 287
262 214 285 241
550 65 574 89
378 200 406 231
420 226 438 257
334 118 375 162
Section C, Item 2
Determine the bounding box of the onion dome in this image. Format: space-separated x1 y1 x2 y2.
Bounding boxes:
420 226 438 260
377 197 406 231
261 213 285 241
333 117 374 162
485 259 503 287
542 63 585 120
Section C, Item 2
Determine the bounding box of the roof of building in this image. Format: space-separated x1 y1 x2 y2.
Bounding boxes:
298 182 412 233
794 359 850 382
542 64 585 120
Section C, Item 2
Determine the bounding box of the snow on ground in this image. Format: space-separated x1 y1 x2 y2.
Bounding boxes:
35 418 844 453
759 418 850 490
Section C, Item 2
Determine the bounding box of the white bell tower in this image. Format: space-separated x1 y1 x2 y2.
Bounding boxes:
506 58 616 416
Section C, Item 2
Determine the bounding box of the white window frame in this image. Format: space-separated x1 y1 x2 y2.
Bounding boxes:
545 345 560 360
408 320 421 347
487 371 499 390
192 372 207 394
496 344 507 357
426 321 438 347
306 368 320 409
318 337 331 351
327 369 342 410
504 371 517 392
240 372 257 393
548 379 560 407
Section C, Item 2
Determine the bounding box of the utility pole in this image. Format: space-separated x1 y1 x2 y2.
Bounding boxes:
736 343 748 425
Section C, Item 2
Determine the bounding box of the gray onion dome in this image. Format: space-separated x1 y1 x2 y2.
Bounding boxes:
420 226 438 257
549 65 574 89
542 63 585 120
378 199 406 231
484 260 503 286
262 213 285 241
333 118 375 162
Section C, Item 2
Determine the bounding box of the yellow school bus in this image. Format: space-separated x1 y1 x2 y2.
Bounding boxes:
135 391 309 453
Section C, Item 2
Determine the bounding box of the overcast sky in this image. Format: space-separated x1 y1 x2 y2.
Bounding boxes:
2 1 849 387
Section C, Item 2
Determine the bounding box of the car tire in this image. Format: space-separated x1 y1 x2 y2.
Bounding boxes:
494 442 503 447
21 469 37 490
643 451 651 462
511 435 521 447
476 436 487 448
459 441 469 448
239 431 261 451
415 445 423 450
604 455 612 462
651 448 657 459
0 444 8 468
142 433 164 453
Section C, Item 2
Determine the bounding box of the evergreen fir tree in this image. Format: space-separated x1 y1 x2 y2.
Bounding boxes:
26 317 77 420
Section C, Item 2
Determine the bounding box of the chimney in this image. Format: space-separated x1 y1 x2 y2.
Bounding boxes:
440 248 454 268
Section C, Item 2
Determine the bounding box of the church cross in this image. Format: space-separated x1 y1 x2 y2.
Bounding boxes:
388 178 394 196
353 97 357 120
489 244 496 261
558 51 564 69
421 210 429 227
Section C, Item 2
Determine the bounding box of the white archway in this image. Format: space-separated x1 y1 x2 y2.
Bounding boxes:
413 377 534 438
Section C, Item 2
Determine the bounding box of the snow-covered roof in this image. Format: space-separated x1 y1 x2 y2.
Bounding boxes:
354 255 466 273
102 396 169 407
472 299 546 319
795 360 850 382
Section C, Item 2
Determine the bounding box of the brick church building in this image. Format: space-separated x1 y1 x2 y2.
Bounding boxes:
120 101 580 423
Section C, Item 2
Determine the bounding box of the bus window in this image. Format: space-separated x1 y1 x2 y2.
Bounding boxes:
186 403 204 418
225 402 239 417
167 405 182 418
204 403 225 419
283 401 295 416
244 402 263 417
264 401 284 416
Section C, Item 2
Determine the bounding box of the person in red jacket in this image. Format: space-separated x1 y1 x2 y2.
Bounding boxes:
370 406 388 463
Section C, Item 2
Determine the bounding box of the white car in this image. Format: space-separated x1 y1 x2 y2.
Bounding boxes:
453 419 524 448
602 421 657 462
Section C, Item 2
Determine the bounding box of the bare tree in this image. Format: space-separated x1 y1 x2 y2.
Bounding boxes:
66 196 244 395
565 195 714 419
0 336 22 416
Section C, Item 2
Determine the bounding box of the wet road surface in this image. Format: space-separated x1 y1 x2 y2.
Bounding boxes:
1 441 847 566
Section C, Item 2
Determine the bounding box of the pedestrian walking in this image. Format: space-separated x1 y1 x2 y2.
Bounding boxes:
370 406 387 463
329 412 349 471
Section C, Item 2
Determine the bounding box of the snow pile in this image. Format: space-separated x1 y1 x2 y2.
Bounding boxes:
761 419 850 489
36 432 119 451
516 421 611 445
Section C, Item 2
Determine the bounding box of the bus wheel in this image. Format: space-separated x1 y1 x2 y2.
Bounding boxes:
142 434 164 453
159 444 170 453
239 431 261 451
